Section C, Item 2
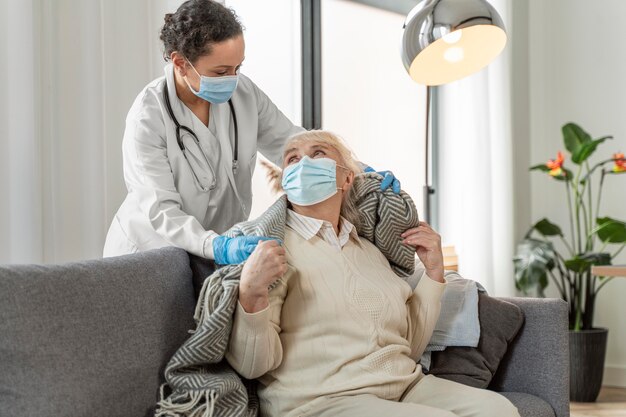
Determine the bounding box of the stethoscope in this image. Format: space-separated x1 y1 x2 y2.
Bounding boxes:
163 79 239 192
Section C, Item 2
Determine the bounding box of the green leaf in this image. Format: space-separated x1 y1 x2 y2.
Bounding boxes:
562 123 591 157
581 252 612 265
564 252 611 273
572 136 612 164
529 164 550 172
564 258 590 273
533 218 563 236
562 167 574 180
513 238 556 296
595 217 626 243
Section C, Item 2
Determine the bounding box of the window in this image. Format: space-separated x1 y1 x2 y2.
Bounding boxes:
321 0 427 212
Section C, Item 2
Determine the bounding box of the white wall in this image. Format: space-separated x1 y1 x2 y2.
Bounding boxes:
527 0 626 387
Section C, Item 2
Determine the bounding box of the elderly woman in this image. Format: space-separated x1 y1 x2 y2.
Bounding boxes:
225 130 519 417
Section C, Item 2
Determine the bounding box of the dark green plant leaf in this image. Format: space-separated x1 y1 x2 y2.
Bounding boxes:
513 238 556 296
529 164 550 172
563 167 573 179
562 123 591 157
564 258 590 273
572 136 612 164
564 252 611 273
581 252 612 265
533 218 563 236
596 217 626 243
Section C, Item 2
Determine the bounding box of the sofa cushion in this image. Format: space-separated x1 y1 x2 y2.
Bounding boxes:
428 293 524 388
0 247 195 417
499 392 556 417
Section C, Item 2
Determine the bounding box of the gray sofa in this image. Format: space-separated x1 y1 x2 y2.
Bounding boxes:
0 247 569 417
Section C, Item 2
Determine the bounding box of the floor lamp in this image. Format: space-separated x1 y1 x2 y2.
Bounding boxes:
401 0 507 224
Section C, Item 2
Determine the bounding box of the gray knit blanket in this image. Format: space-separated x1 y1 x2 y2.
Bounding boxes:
155 173 419 417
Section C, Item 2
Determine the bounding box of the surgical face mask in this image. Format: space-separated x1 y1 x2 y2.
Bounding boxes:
184 59 238 104
281 156 347 206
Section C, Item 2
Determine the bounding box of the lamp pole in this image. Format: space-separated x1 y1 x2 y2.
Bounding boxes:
424 85 434 225
402 0 507 225
301 0 322 130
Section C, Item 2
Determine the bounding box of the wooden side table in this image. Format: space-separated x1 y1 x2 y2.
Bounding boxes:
591 265 626 277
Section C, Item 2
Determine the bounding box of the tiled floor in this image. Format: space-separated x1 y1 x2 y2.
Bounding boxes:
571 386 626 417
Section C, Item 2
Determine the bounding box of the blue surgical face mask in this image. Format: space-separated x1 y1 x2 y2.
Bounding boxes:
184 59 238 104
282 156 346 206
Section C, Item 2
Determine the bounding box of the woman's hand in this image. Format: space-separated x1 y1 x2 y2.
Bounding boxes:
239 239 287 313
401 222 445 283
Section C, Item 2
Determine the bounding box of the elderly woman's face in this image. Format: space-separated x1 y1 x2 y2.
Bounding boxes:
282 140 343 168
282 139 355 201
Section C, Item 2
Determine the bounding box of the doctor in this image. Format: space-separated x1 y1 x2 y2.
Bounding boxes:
103 0 400 265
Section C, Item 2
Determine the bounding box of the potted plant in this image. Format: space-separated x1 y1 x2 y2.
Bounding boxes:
513 122 626 402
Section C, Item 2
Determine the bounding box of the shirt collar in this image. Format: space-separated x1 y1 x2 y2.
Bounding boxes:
286 209 361 246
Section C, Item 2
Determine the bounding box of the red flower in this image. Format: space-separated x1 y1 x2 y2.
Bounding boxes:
546 151 565 177
613 152 626 173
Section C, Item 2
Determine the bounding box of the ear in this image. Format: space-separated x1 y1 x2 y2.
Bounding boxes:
171 52 188 77
340 170 355 193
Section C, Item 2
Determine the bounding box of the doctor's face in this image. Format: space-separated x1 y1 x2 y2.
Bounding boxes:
174 34 245 89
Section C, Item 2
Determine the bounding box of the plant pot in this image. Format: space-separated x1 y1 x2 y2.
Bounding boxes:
569 328 608 402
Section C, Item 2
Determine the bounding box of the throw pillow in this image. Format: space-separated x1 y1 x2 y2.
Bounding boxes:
427 293 524 388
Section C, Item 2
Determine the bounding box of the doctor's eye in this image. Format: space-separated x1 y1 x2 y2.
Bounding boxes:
312 150 326 158
287 155 300 164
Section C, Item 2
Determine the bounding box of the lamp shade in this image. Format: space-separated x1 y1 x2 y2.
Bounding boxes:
401 0 506 86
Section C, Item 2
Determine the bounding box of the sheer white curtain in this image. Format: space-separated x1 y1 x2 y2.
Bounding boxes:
0 0 175 264
436 0 516 296
0 0 40 264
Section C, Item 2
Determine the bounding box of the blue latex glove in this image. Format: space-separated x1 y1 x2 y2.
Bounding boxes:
212 235 278 265
364 166 401 194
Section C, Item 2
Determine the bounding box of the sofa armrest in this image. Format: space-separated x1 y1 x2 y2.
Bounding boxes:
489 297 569 417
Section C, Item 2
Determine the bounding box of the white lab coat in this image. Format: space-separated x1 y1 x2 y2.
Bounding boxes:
103 64 303 259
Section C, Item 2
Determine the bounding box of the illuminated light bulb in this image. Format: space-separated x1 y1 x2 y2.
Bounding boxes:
442 30 462 44
444 47 464 63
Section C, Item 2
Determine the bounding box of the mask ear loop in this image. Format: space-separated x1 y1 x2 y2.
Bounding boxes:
182 57 203 94
185 57 203 78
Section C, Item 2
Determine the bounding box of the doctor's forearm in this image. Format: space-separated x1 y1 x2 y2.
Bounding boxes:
143 196 218 258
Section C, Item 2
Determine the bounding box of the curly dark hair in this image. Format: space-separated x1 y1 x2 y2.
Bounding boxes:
160 0 243 63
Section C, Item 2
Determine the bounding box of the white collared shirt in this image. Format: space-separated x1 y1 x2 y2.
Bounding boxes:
286 209 360 251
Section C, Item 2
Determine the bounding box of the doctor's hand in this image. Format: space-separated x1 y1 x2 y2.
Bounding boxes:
212 235 276 265
401 222 445 283
239 239 287 313
364 166 401 194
